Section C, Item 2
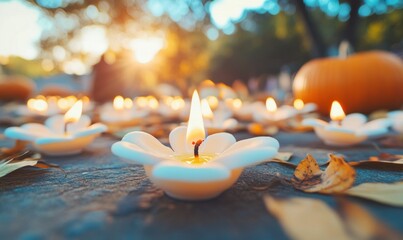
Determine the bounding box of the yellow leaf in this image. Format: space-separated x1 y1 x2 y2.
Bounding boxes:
264 196 351 240
346 182 403 207
292 154 356 193
273 152 293 162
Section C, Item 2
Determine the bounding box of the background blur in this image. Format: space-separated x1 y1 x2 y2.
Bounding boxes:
0 0 402 100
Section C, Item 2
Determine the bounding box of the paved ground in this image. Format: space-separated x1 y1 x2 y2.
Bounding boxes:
0 129 402 240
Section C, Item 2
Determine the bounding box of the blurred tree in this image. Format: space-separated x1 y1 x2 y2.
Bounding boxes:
28 0 403 87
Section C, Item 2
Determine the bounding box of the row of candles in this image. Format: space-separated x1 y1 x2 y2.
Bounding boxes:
4 86 403 200
16 92 403 145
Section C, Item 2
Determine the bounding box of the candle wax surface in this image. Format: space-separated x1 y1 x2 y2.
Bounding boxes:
174 153 217 165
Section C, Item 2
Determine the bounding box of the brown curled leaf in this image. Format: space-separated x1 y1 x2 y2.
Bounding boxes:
349 152 403 169
292 154 356 194
0 140 28 158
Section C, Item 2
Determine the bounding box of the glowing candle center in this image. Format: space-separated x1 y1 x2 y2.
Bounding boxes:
330 100 346 122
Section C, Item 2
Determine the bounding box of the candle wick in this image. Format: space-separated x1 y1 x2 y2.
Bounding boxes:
193 139 203 158
64 121 72 135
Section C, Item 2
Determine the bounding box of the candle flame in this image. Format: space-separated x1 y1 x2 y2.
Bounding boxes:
58 96 77 111
201 98 214 120
293 99 304 110
147 96 159 110
186 90 205 145
206 95 219 110
28 98 48 113
232 98 242 109
113 96 125 110
135 96 148 108
266 97 277 113
64 100 83 123
124 98 133 109
330 100 345 121
171 97 185 110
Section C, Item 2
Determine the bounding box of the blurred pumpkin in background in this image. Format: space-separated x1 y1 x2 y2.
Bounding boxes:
0 75 35 101
293 50 403 115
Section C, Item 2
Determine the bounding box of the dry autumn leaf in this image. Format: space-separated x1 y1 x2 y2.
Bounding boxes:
273 152 293 162
0 140 28 157
338 199 402 239
292 154 356 193
0 151 61 178
349 152 403 168
346 182 403 207
264 196 351 240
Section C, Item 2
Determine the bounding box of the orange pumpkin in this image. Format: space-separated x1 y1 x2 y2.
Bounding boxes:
293 51 403 115
0 75 35 101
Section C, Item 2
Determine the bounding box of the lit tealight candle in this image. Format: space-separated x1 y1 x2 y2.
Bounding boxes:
30 98 48 114
292 98 317 114
124 98 133 109
293 99 304 111
5 100 107 156
206 96 219 110
112 90 280 200
302 100 390 146
64 100 82 134
253 97 297 123
202 98 238 132
201 98 214 122
266 97 277 113
330 100 345 124
100 96 147 125
113 96 125 111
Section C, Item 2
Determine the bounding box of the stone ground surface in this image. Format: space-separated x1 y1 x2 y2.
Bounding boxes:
0 129 402 240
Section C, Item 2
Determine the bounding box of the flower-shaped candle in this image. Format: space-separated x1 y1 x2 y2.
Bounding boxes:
303 101 390 146
388 110 403 134
201 99 238 133
5 100 107 156
100 96 147 125
293 99 317 114
112 91 279 200
253 97 298 123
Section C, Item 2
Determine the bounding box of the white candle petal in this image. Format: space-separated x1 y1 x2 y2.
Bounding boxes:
35 136 74 145
222 118 238 129
169 126 188 154
73 123 108 138
45 115 91 135
4 126 46 141
111 141 166 165
341 113 367 129
199 132 236 154
152 161 230 182
302 118 328 127
220 137 280 157
122 131 174 156
21 123 54 137
215 146 278 170
301 103 317 113
356 118 391 137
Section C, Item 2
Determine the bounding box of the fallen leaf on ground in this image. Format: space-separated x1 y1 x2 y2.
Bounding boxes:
380 135 403 148
345 182 403 207
292 154 356 193
338 199 402 239
273 152 293 161
0 151 61 178
349 152 403 167
264 196 351 240
0 140 28 157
